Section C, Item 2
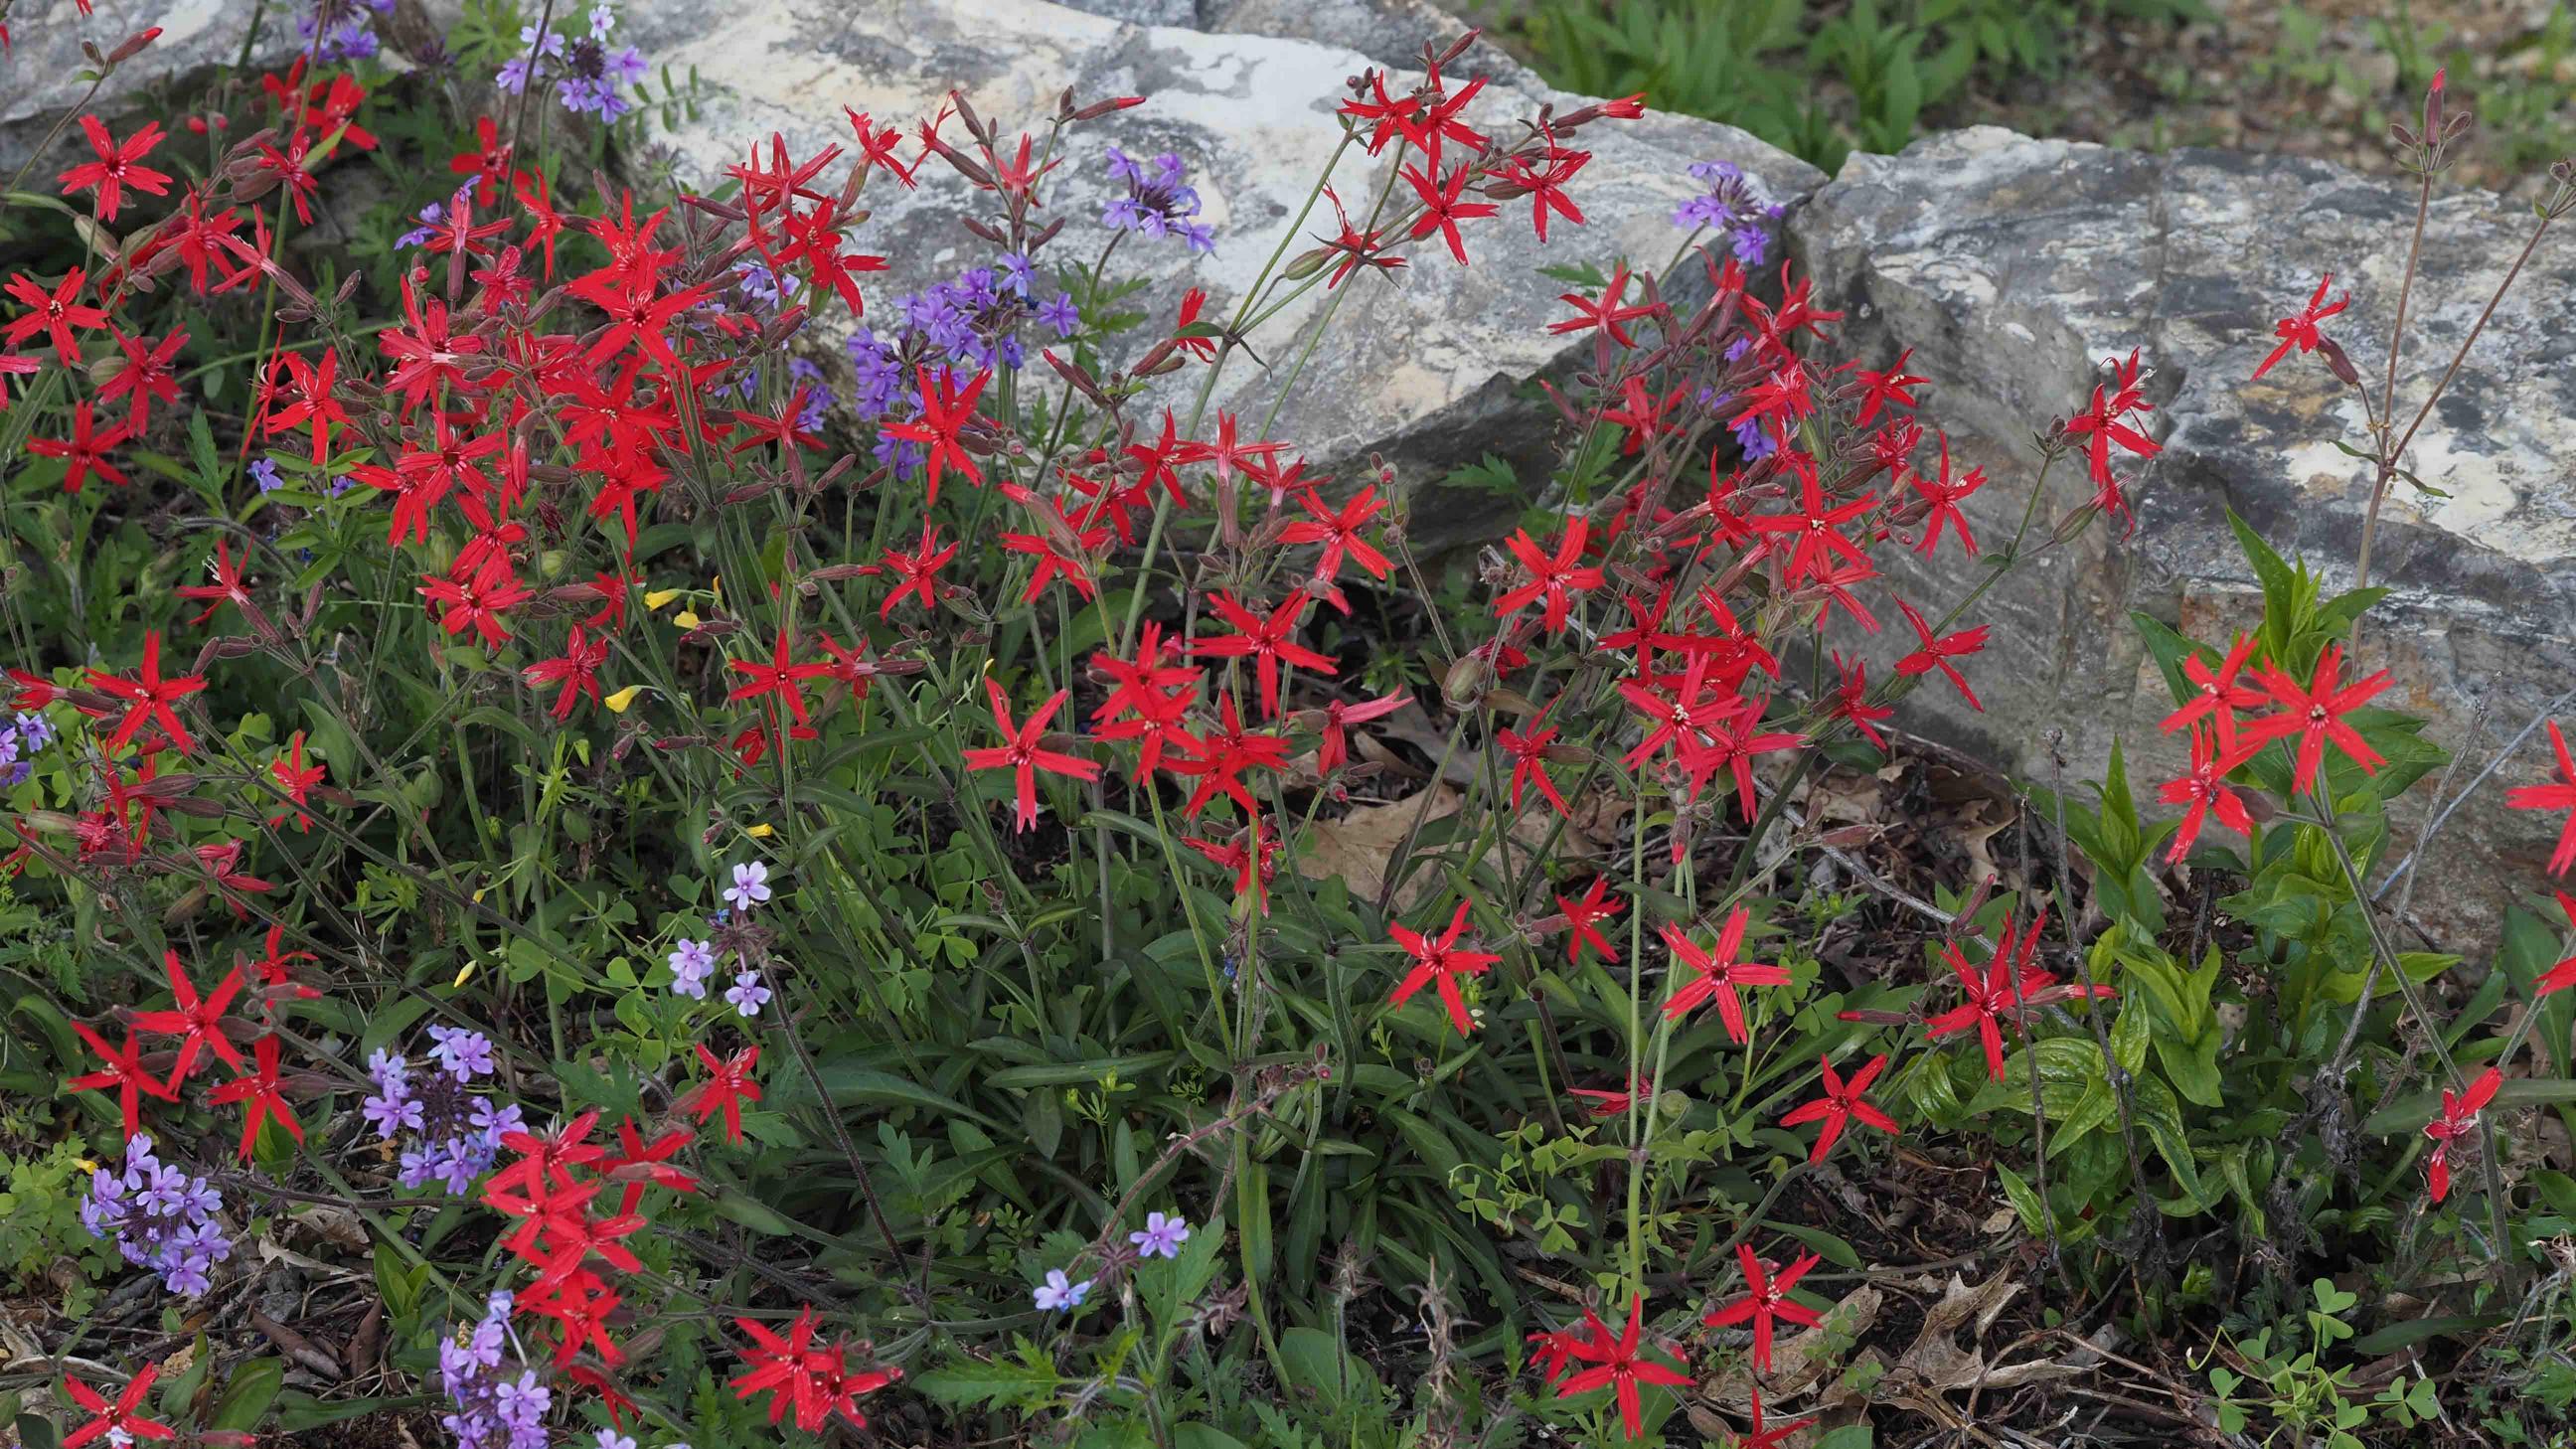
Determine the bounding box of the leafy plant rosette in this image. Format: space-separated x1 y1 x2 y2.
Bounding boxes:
0 5 2572 1448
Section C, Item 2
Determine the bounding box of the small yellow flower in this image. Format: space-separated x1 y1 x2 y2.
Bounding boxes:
604 684 646 714
453 960 479 988
674 609 702 630
745 822 775 839
644 588 683 610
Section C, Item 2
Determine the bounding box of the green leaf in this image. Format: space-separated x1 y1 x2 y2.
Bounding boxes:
209 1358 284 1431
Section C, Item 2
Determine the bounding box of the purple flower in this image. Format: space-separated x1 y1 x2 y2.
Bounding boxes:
248 458 284 494
440 1295 552 1449
1033 1267 1091 1311
724 860 772 911
1099 148 1209 252
668 938 718 998
1674 159 1783 264
1129 1210 1191 1259
725 969 771 1019
428 1025 497 1081
1036 292 1079 338
82 1135 231 1297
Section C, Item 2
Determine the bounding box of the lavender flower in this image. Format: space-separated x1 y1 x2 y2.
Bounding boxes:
1673 159 1782 265
1100 147 1213 253
1129 1211 1191 1259
724 861 772 911
668 938 718 999
397 199 449 250
362 1038 525 1196
1033 1267 1091 1311
248 458 284 494
439 1293 552 1449
82 1135 231 1296
725 969 771 1019
1035 292 1080 338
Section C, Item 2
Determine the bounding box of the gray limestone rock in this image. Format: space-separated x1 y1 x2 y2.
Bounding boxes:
1788 126 2576 938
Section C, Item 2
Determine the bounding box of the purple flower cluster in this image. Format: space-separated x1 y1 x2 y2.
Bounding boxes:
1100 148 1212 253
842 259 1077 477
438 1291 553 1449
360 1027 525 1195
298 0 396 62
1673 159 1782 265
497 6 647 122
80 1135 232 1297
666 862 772 1018
0 706 57 787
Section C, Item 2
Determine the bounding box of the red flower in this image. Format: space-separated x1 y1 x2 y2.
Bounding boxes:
880 522 958 618
1554 877 1623 965
1388 898 1501 1036
684 1045 762 1145
1278 482 1393 588
1828 653 1893 750
68 1022 177 1138
176 538 262 631
63 1366 175 1448
3 266 109 364
2506 720 2576 878
1678 702 1803 823
1497 144 1589 242
448 114 513 205
1308 690 1408 776
0 351 36 409
1173 691 1285 817
525 627 612 723
2159 633 2266 743
1702 1243 1822 1373
1185 816 1277 915
1499 718 1573 818
1312 183 1403 288
1194 590 1335 719
1566 1073 1651 1118
600 1118 702 1214
129 949 248 1083
2421 1066 2500 1203
1660 908 1787 1041
1850 346 1926 426
1746 457 1872 586
1548 260 1653 350
1779 1052 1898 1163
1556 1297 1692 1440
258 347 348 467
2240 643 2390 796
248 923 321 1001
57 116 172 222
2251 273 2348 380
1925 909 2053 1082
1401 161 1499 265
1495 519 1605 635
725 627 831 729
1893 599 1989 712
2158 724 2262 863
2537 891 2576 999
730 1307 902 1431
962 680 1099 833
207 1035 304 1160
2062 350 2158 523
1731 1385 1819 1449
87 630 207 754
29 399 133 493
1906 433 1984 558
98 327 187 428
881 364 991 505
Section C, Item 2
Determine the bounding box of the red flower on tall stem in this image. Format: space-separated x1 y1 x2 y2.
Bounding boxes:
1387 898 1500 1036
1702 1243 1823 1373
208 1035 304 1160
2506 721 2576 878
1659 908 1786 1041
129 949 247 1082
2421 1066 2499 1203
1778 1052 1898 1163
64 1366 174 1447
1555 1297 1692 1440
962 680 1099 833
87 630 206 754
57 116 172 222
2240 643 2390 796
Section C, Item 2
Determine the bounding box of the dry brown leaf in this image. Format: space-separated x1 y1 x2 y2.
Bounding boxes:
1298 786 1594 909
1881 1270 2084 1400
